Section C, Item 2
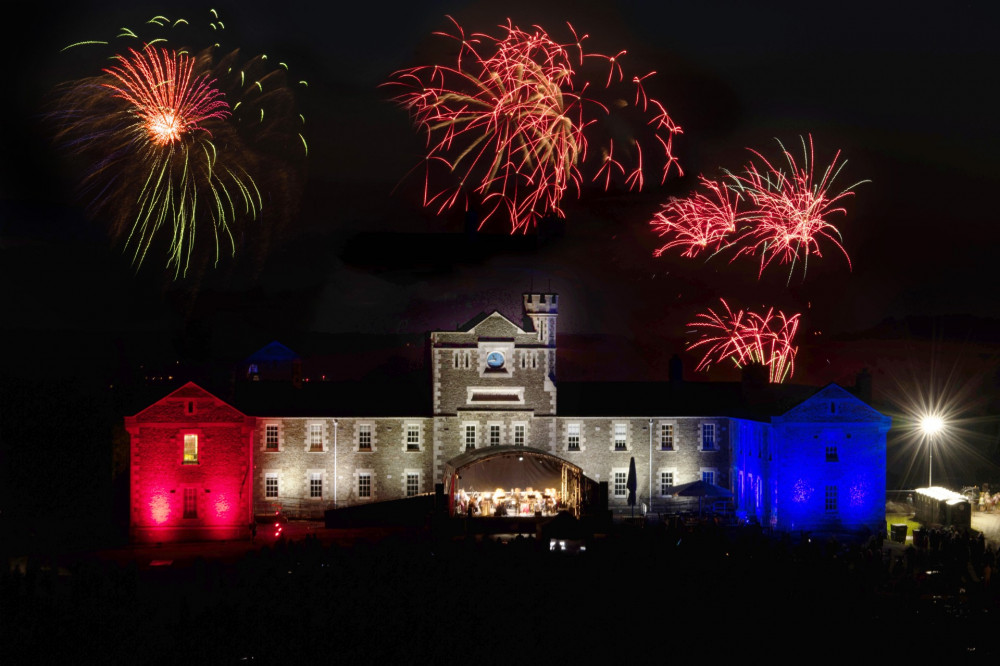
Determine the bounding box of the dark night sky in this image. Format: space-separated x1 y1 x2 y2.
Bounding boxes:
2 0 999 385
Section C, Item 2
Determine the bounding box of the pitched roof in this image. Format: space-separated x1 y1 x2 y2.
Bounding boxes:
557 380 831 420
245 341 300 362
232 370 430 417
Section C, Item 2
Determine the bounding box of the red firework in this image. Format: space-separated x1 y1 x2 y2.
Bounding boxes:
652 135 863 282
651 176 743 258
387 16 682 233
104 45 230 146
726 135 859 281
687 299 800 383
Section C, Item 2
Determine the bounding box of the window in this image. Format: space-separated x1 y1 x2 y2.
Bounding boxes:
185 400 195 415
826 445 838 462
309 424 323 452
614 423 627 451
310 472 323 499
513 424 525 447
265 424 279 450
406 425 420 451
702 470 715 485
183 434 198 464
183 488 198 519
660 471 674 496
265 473 278 499
614 471 628 498
489 425 500 447
825 486 838 511
359 424 372 451
359 473 372 499
702 424 716 451
567 424 580 451
465 424 476 450
660 424 674 451
406 473 419 498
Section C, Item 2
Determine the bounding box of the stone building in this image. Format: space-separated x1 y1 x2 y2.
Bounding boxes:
127 292 890 542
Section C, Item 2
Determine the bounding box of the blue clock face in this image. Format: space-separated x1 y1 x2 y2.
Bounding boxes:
486 351 505 368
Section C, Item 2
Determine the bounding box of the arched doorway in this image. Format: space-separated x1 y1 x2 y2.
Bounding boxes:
442 447 597 519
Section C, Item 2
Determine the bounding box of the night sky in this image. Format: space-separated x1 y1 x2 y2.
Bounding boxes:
2 1 999 496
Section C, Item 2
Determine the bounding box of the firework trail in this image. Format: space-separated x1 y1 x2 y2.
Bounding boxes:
50 12 308 278
651 176 743 258
687 299 800 383
386 16 682 234
652 135 863 282
725 135 862 282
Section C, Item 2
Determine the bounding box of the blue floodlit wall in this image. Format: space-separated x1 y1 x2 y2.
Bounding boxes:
768 384 891 534
731 418 774 526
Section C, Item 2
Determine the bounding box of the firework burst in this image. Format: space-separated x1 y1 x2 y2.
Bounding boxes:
651 176 743 258
725 135 863 282
50 11 308 279
386 16 681 233
687 299 801 383
652 135 864 282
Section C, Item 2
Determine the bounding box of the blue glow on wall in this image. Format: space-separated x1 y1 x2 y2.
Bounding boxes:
734 384 890 534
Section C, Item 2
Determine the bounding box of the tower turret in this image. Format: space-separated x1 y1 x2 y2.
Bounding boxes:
523 292 558 380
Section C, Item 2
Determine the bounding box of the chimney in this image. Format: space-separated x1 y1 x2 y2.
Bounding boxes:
741 362 770 407
854 367 872 404
668 354 683 386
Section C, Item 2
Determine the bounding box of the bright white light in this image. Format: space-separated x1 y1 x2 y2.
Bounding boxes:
921 415 945 435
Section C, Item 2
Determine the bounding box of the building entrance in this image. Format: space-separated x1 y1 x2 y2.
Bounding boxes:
442 447 596 519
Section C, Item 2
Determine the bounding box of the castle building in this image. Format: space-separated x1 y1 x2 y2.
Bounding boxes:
126 293 890 543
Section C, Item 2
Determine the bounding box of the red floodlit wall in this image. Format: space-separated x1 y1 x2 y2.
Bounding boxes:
127 383 255 543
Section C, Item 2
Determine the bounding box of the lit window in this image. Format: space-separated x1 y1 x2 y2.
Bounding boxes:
513 424 525 447
465 424 476 450
702 470 715 485
660 424 674 451
309 424 323 451
406 473 419 498
265 425 279 450
567 424 580 451
614 471 627 498
702 424 716 451
614 423 627 451
826 486 838 511
359 425 372 451
359 473 372 499
660 471 674 495
310 473 323 499
406 425 420 451
183 434 198 464
183 488 198 519
490 425 500 447
265 474 278 499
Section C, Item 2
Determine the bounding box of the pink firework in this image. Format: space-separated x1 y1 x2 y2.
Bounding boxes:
386 17 681 233
104 45 231 146
726 135 863 282
651 176 744 258
687 299 800 383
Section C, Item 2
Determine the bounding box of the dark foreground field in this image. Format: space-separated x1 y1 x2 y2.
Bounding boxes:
3 520 997 663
